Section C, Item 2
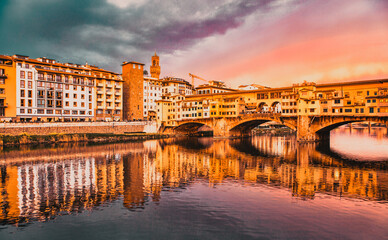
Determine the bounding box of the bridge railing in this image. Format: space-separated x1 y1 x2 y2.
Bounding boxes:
238 112 282 119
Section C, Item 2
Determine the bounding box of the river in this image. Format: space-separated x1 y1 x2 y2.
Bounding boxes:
0 127 387 239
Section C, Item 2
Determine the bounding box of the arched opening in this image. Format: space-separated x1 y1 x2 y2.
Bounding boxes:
315 119 387 142
271 101 281 113
257 102 269 113
316 120 363 134
174 122 213 136
229 119 295 136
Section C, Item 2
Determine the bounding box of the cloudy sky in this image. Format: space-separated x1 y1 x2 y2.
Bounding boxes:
1 0 388 87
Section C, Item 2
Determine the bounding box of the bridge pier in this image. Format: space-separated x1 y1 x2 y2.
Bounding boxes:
213 118 231 138
296 116 330 142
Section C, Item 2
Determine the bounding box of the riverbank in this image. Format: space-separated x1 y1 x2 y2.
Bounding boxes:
0 132 170 146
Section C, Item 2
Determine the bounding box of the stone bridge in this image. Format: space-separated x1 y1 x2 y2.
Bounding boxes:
169 113 388 142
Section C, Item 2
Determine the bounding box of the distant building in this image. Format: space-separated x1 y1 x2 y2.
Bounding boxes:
195 81 237 95
162 77 193 96
238 84 269 91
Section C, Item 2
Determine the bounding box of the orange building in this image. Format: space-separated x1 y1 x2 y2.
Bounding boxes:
0 55 17 120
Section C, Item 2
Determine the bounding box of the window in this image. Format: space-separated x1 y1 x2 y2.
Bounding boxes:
47 100 53 107
56 100 62 108
20 71 25 79
37 99 45 107
28 72 32 80
20 99 25 107
334 99 340 104
65 84 69 90
38 73 44 80
73 94 77 98
20 90 25 97
28 90 32 98
73 102 77 107
20 80 25 88
345 109 352 113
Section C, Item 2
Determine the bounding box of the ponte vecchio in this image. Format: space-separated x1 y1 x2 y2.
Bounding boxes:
157 79 388 141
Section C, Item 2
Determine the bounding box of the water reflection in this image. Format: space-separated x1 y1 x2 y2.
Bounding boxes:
0 131 387 227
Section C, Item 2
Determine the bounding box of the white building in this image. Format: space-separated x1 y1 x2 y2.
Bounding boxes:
14 55 96 122
143 76 163 119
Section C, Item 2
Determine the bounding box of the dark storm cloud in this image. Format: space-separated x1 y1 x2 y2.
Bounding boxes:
0 0 281 71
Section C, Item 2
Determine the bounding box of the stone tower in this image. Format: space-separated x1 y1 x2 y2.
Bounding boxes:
122 61 145 121
150 52 160 79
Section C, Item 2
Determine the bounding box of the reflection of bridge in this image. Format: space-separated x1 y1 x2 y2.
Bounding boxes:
158 79 388 141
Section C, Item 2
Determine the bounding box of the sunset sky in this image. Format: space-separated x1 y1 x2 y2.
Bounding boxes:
1 0 388 87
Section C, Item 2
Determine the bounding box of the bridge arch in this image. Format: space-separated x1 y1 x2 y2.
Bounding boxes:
314 118 387 134
174 121 213 134
228 117 297 136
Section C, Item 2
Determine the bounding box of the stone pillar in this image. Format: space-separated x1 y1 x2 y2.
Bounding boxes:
296 115 329 142
212 118 230 138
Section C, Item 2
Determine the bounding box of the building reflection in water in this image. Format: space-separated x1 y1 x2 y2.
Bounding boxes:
0 132 387 226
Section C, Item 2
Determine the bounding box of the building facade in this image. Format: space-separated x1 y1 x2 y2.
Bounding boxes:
0 54 122 122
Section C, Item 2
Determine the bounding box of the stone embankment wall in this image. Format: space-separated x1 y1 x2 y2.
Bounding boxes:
0 121 158 136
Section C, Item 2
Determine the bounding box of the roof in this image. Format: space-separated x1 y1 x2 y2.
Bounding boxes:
122 61 145 66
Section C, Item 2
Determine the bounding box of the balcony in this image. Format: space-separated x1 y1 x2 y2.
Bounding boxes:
106 84 112 88
106 98 113 102
115 91 121 95
97 98 104 102
106 91 113 95
97 105 104 109
115 99 121 103
97 90 104 94
115 84 121 89
97 83 104 87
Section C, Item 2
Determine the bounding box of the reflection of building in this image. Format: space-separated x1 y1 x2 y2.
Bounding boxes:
123 153 145 209
0 137 387 226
